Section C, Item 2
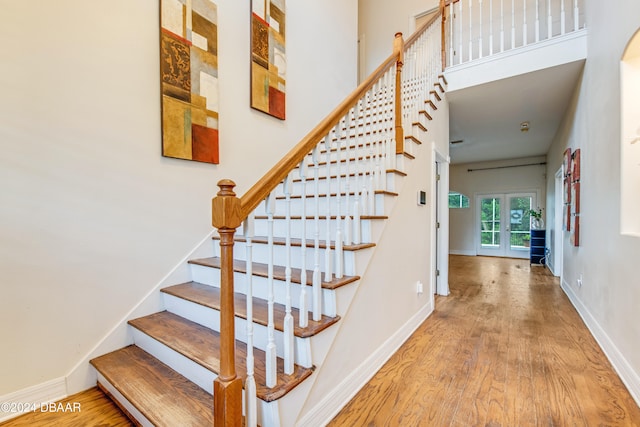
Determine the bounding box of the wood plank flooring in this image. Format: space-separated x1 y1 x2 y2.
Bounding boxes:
329 255 640 426
4 256 639 426
0 387 133 427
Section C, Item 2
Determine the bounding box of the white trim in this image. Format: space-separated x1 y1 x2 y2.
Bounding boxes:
65 231 215 394
561 279 640 407
433 144 450 296
449 249 476 256
295 302 433 427
0 377 66 423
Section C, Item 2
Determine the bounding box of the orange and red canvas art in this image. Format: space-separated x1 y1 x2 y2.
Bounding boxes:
251 0 286 120
160 0 219 164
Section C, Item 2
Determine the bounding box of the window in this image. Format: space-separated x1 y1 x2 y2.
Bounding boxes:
449 191 470 209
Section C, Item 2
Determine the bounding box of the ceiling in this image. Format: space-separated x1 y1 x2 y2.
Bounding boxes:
447 60 586 164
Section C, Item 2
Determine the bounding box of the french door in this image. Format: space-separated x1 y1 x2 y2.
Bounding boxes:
477 192 536 258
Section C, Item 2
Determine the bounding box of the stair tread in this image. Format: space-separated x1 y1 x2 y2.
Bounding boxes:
213 235 376 251
128 311 314 402
189 257 360 290
90 345 213 426
291 169 406 182
405 135 423 145
252 214 388 221
162 281 341 338
274 189 399 200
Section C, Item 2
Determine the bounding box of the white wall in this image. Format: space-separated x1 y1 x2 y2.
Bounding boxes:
358 0 440 76
545 0 640 403
299 96 450 424
449 156 547 255
0 0 357 396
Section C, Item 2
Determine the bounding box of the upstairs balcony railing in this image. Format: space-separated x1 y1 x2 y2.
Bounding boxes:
444 0 585 67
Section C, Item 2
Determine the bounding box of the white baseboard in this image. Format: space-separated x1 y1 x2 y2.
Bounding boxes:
65 231 215 394
296 301 433 427
0 377 66 423
449 249 475 256
561 279 640 407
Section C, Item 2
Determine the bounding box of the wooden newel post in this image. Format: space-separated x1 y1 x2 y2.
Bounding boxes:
393 32 405 155
211 179 243 427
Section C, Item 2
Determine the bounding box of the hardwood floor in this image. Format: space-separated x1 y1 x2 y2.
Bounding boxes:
0 387 133 427
329 255 640 427
3 256 639 426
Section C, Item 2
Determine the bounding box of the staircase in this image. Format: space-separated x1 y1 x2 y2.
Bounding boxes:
89 11 447 427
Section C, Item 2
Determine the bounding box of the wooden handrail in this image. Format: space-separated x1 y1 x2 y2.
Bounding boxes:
239 51 399 218
211 15 443 425
241 11 443 216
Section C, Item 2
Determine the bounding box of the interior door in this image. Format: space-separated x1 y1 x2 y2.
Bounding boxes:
477 192 535 258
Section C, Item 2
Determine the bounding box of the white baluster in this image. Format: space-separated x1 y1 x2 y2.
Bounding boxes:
298 159 308 328
489 0 494 56
547 0 552 39
324 135 333 282
282 174 294 375
353 100 362 245
511 0 515 49
479 0 483 59
265 192 277 388
312 145 322 321
523 0 528 46
344 109 353 246
244 213 257 427
500 0 505 52
334 122 344 280
361 91 371 216
459 0 463 64
573 0 578 31
560 0 565 35
468 0 473 62
449 3 454 65
535 0 540 42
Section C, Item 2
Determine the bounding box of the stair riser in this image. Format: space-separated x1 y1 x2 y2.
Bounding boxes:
276 173 397 201
222 241 359 276
163 293 314 368
96 375 154 427
256 192 389 218
130 329 282 427
251 217 375 243
190 263 340 317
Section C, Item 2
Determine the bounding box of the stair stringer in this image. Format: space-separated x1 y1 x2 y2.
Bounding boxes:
296 102 449 426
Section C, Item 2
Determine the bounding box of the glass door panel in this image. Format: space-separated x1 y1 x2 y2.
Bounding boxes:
507 193 535 258
477 195 504 256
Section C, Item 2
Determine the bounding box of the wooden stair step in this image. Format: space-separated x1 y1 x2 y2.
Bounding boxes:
425 99 438 110
291 170 406 183
434 81 445 93
429 89 442 101
438 73 448 85
274 189 398 200
214 235 376 251
162 281 341 338
412 121 427 132
252 214 388 221
128 311 313 402
188 257 360 290
405 135 423 145
90 345 213 426
419 109 433 121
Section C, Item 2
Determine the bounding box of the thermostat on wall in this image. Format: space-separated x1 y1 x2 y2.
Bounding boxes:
417 190 426 206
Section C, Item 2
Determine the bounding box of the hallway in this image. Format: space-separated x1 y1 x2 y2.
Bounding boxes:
329 256 640 426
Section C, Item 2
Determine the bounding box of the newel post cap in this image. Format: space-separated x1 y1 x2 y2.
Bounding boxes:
212 179 243 230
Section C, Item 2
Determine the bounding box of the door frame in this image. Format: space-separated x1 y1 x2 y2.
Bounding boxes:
553 167 564 278
476 191 538 258
433 146 450 296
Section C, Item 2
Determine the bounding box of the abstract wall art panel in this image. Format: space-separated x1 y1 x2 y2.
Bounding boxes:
251 0 286 120
161 0 219 164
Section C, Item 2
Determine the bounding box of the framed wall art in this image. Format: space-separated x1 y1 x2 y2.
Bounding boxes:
251 0 286 120
160 0 220 164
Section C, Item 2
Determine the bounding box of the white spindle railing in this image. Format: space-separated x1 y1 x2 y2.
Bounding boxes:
445 0 584 67
244 214 257 427
213 13 444 424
